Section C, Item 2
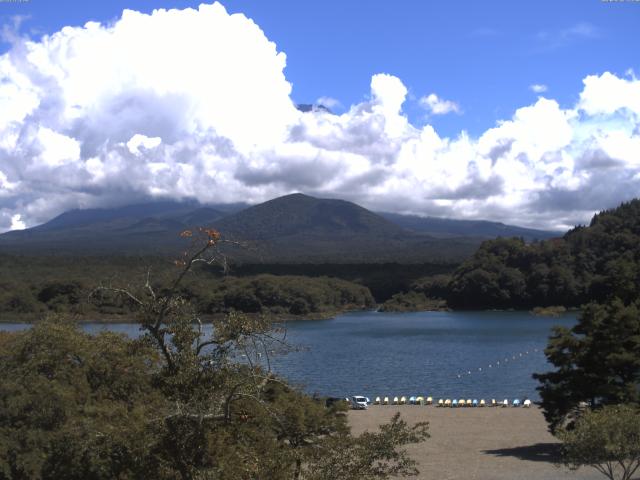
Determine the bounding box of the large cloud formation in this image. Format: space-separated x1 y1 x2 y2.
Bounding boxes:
1 3 639 232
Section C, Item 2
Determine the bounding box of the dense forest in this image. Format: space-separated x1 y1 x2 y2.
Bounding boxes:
0 234 430 479
443 200 640 309
2 199 639 318
0 254 455 320
0 261 374 321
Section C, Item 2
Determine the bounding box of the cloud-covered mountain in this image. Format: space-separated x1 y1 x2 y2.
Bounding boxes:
0 194 557 261
0 201 239 255
1 3 639 233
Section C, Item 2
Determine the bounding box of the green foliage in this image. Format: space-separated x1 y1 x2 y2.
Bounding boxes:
0 255 376 321
197 274 376 317
231 263 457 302
304 413 430 480
0 234 431 479
558 404 640 480
448 199 640 309
534 299 640 433
530 305 567 317
0 317 163 480
379 291 446 312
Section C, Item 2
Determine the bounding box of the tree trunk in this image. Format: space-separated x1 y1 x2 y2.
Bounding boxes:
293 458 302 480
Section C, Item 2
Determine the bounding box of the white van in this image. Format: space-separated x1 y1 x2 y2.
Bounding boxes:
351 396 369 410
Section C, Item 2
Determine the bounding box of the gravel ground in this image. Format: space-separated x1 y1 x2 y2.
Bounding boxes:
348 405 604 480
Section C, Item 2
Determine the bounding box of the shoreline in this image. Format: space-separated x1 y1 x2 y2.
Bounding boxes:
0 306 581 324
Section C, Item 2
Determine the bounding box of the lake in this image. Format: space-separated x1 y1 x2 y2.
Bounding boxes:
1 310 576 401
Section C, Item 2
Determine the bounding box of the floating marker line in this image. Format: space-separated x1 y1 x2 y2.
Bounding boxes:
452 347 543 380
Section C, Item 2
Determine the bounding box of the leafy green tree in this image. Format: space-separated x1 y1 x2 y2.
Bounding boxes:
534 299 640 433
558 404 640 480
107 227 430 479
0 227 432 479
305 413 430 480
0 316 163 480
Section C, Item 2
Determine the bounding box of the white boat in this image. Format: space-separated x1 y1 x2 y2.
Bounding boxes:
374 396 381 405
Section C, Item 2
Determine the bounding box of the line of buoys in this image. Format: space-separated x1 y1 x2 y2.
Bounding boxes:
454 348 541 380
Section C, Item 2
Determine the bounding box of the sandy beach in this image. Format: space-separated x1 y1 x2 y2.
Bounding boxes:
348 405 603 480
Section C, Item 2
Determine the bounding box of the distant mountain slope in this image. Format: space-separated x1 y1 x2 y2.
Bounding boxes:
0 194 560 262
215 193 405 240
0 201 237 255
209 193 482 262
33 201 200 232
379 212 560 241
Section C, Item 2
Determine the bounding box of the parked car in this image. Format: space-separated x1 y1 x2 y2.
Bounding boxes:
351 395 368 410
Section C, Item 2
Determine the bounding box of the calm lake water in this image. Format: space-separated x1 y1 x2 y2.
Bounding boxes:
1 310 576 401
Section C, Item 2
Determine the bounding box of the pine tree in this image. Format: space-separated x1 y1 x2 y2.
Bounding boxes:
534 299 640 433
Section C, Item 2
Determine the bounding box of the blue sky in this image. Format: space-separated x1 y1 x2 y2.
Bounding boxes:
2 0 638 137
0 1 639 231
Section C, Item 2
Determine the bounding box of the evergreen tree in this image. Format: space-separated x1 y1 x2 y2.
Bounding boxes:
534 299 640 433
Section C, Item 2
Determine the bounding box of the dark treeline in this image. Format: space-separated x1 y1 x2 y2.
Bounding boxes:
444 199 640 309
184 275 375 317
227 262 456 301
0 254 456 320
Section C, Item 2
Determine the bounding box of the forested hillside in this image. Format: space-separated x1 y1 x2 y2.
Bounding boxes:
0 255 375 321
445 200 640 309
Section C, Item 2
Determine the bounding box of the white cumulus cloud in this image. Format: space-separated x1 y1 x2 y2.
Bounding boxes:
530 84 548 93
10 214 25 230
316 96 341 110
419 93 462 115
0 3 639 234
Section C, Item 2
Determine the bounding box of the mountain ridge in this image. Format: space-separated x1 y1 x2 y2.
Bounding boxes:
0 194 560 261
